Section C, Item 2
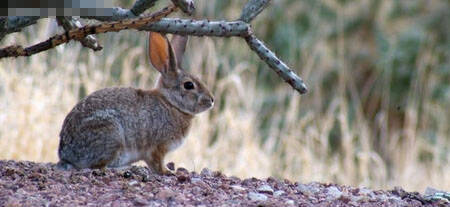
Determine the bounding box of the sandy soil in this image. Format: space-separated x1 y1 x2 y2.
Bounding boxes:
0 160 446 206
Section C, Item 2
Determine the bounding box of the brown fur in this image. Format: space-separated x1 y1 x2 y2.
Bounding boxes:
57 32 213 174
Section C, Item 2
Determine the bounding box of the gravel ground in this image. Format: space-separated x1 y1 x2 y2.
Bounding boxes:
0 160 446 206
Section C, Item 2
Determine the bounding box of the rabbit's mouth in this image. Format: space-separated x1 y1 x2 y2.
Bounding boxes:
197 96 214 112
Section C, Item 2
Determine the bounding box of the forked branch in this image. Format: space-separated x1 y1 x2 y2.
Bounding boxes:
0 5 178 59
0 0 308 94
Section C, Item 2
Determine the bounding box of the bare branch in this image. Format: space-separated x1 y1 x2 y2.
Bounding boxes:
131 0 160 16
0 17 41 41
239 0 271 23
171 0 195 15
0 5 178 59
56 17 103 51
144 20 307 93
0 0 308 94
82 8 136 22
130 0 195 16
245 34 308 94
140 18 251 37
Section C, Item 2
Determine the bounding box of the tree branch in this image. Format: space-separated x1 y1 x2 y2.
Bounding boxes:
140 18 251 36
0 16 41 41
56 17 103 51
142 19 307 93
130 0 160 16
0 0 308 94
239 0 271 23
0 5 178 59
245 34 307 93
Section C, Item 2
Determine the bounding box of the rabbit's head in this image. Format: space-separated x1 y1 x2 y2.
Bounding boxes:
148 32 214 115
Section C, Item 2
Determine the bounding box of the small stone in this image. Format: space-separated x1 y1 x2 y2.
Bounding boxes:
231 185 246 191
176 174 189 183
297 183 319 196
191 177 202 183
156 188 176 200
128 180 138 186
285 200 295 205
166 162 175 171
248 192 268 202
133 198 149 205
200 168 212 177
257 184 274 195
326 186 343 199
359 188 374 198
274 190 285 197
176 167 189 174
123 170 132 179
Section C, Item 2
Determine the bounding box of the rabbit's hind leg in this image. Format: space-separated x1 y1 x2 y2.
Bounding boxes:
83 133 124 169
59 120 124 169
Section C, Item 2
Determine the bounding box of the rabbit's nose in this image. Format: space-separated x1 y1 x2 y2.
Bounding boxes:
210 97 214 104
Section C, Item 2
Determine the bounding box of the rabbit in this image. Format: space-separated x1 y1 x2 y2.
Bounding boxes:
57 32 214 174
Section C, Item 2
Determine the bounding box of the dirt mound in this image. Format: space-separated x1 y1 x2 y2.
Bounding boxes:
0 160 444 206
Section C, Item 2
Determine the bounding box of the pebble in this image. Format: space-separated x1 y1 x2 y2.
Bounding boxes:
274 190 285 197
257 184 274 195
128 180 139 186
200 168 213 177
156 188 176 200
166 162 175 171
359 188 374 198
326 186 343 199
248 192 268 201
285 199 295 205
297 183 320 196
231 185 246 191
191 177 202 184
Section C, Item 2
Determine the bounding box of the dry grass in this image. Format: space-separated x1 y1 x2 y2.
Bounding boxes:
0 0 449 192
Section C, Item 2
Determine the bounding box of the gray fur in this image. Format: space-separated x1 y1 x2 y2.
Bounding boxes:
58 33 213 173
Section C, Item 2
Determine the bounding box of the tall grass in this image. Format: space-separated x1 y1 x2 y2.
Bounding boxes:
0 0 448 192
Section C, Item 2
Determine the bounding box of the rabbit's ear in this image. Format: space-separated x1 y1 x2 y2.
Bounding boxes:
148 32 177 75
171 35 188 65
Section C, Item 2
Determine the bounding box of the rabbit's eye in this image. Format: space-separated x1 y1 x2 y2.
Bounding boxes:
183 81 195 90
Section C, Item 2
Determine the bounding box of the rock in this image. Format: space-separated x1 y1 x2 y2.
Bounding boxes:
285 199 295 205
359 187 375 199
297 183 320 196
231 185 246 191
274 190 285 197
166 162 175 171
128 180 139 186
326 186 343 199
257 184 274 195
191 177 202 184
122 170 132 179
133 198 149 205
156 188 176 200
248 192 268 201
200 168 213 177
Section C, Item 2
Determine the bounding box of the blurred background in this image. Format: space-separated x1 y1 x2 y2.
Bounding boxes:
0 0 449 192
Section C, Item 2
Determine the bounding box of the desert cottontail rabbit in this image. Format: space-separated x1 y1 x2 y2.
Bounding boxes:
57 32 214 174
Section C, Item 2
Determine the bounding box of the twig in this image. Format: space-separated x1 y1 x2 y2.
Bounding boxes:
130 0 160 16
239 0 271 23
0 0 189 41
245 34 307 93
0 17 41 41
0 5 178 59
140 18 251 37
56 17 103 51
